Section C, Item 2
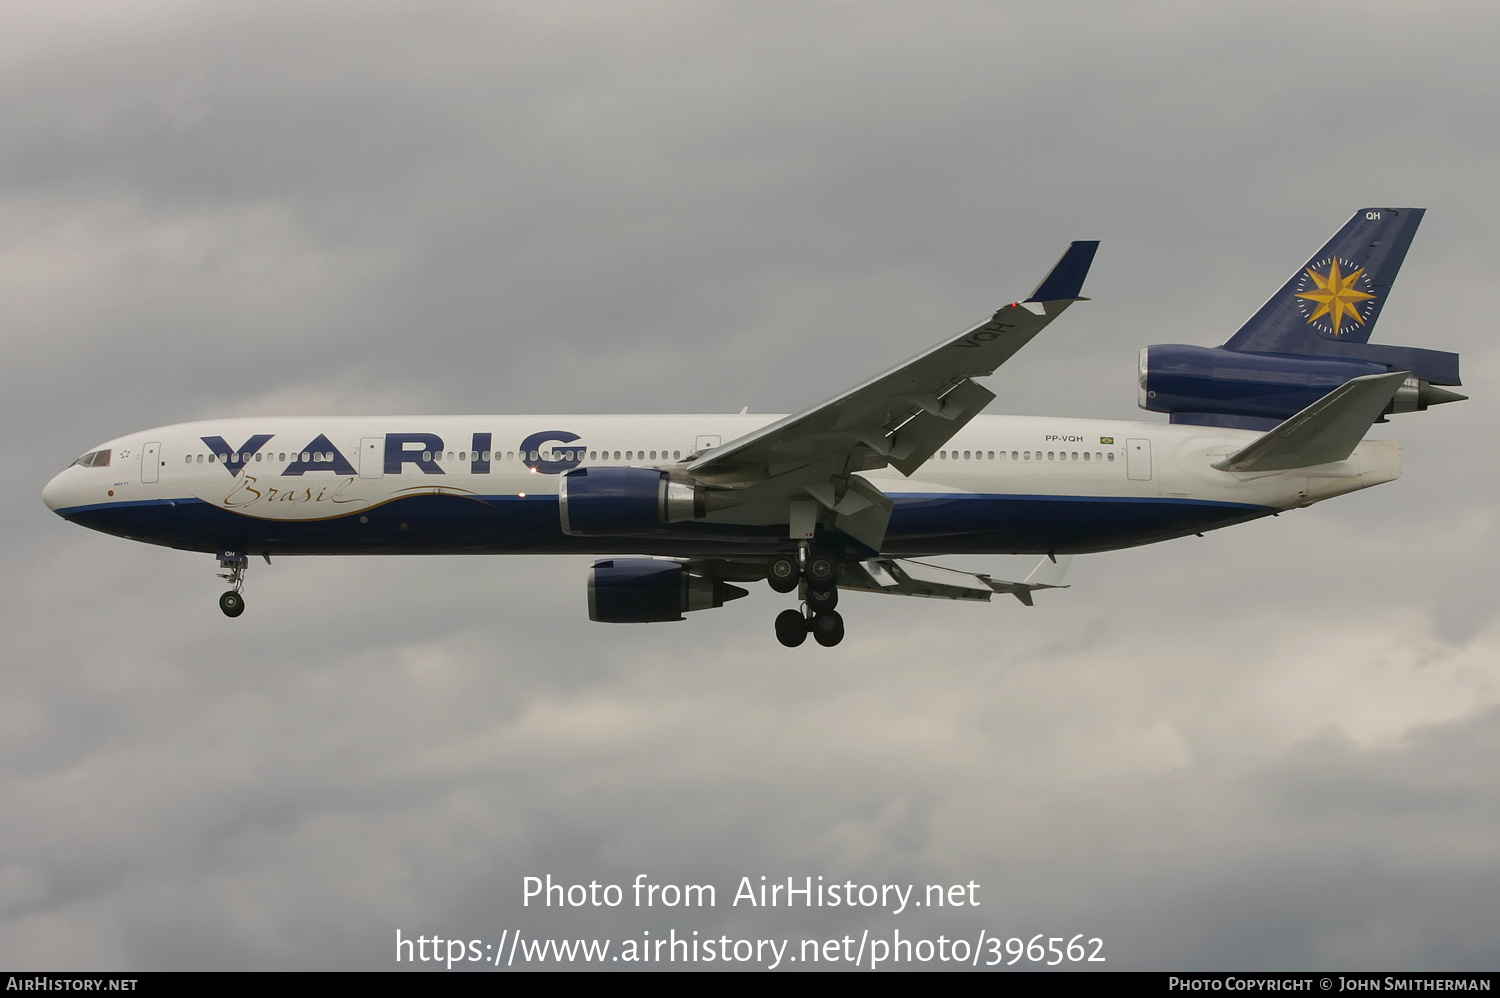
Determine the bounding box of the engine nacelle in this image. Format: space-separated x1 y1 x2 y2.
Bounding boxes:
558 467 703 536
587 559 748 623
1138 344 1462 428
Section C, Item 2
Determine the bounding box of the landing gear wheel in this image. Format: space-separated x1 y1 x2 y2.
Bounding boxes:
775 608 808 647
812 610 844 647
767 554 800 593
219 591 245 618
806 553 838 587
806 585 839 612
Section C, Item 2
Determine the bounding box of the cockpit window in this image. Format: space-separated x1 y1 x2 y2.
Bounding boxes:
72 448 111 469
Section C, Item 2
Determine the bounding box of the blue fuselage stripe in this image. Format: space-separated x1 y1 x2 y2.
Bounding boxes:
54 491 1275 558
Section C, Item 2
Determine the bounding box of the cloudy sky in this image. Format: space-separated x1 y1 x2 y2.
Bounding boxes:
3 0 1498 971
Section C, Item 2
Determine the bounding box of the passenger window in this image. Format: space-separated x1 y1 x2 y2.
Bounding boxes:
1048 452 1054 460
963 450 970 460
626 451 633 460
650 451 657 460
1083 452 1091 461
1107 452 1115 462
987 451 994 460
674 450 680 459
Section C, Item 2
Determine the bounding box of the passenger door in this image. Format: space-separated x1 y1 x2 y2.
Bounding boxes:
1126 438 1152 481
359 436 384 479
140 441 161 484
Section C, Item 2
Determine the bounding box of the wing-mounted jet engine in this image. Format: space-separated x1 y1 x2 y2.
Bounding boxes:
587 558 748 623
1139 208 1465 430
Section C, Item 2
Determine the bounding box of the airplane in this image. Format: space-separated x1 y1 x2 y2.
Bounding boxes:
42 208 1464 647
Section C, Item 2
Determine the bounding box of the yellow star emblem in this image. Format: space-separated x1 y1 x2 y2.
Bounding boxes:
1296 259 1376 335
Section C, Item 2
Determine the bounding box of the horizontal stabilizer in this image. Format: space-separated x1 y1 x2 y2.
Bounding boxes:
840 555 1072 606
1212 371 1407 473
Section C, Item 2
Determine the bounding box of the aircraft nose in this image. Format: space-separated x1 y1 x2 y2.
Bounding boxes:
42 468 75 515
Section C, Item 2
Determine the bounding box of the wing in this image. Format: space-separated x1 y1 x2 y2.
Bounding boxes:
687 241 1099 551
840 555 1074 605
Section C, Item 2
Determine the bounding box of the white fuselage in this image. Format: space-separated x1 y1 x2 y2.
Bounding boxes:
42 412 1400 559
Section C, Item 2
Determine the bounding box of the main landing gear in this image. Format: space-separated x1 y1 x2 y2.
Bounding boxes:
774 606 845 648
217 549 248 618
768 550 845 648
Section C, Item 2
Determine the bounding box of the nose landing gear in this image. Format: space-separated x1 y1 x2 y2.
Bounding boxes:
217 549 249 618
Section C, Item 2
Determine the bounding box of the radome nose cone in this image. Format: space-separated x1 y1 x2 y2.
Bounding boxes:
42 470 70 514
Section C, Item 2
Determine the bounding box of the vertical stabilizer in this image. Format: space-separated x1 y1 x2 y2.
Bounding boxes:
1224 208 1424 353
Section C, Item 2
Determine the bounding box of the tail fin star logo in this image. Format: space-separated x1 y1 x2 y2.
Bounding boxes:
1294 258 1377 336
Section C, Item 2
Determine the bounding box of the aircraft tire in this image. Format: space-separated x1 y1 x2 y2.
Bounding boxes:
806 585 838 612
806 553 838 587
774 609 808 647
812 610 844 647
766 554 800 593
219 591 246 618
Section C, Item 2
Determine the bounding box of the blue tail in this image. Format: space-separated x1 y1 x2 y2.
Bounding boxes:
1226 208 1423 351
1139 208 1463 430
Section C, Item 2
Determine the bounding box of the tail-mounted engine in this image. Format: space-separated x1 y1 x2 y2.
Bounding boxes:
1138 344 1465 430
588 558 748 623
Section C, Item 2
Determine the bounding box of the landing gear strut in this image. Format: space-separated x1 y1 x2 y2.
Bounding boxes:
217 549 248 618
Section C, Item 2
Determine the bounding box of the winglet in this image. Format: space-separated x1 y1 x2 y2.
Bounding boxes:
1026 240 1100 303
